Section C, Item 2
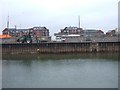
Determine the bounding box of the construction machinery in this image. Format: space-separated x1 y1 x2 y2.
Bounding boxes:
17 34 32 43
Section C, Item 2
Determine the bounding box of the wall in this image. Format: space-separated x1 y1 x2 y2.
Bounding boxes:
1 42 119 54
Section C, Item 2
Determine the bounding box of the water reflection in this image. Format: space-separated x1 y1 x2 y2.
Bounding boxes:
2 52 119 61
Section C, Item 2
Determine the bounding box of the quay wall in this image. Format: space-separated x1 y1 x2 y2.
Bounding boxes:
1 42 120 54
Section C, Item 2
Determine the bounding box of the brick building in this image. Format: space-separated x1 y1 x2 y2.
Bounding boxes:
29 26 49 37
60 26 83 35
54 26 104 42
2 26 51 43
2 28 29 37
29 26 51 42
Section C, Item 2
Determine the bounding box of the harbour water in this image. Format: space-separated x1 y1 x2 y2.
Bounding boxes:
2 53 118 88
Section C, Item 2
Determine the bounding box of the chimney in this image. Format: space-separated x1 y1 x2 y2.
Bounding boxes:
78 16 80 28
15 25 17 29
7 15 9 29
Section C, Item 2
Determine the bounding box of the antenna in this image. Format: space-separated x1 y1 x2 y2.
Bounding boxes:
7 14 9 29
78 16 80 28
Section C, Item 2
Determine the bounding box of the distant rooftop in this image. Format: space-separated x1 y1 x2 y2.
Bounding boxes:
33 26 48 30
4 28 28 32
84 29 104 33
0 34 12 39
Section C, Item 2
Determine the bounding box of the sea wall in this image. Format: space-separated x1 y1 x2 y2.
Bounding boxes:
1 42 120 54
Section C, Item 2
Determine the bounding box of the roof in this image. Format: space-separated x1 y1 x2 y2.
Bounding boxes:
83 29 104 33
62 34 80 37
33 27 48 30
3 28 29 32
84 29 98 32
9 29 28 32
107 30 116 33
0 34 12 39
64 27 78 30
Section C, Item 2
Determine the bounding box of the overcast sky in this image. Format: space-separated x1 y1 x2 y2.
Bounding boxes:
0 0 119 37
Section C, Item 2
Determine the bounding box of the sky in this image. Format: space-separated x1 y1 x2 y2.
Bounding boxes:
0 0 119 38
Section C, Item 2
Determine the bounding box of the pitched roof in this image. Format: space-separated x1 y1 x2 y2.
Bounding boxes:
33 27 48 30
64 27 78 30
0 34 12 39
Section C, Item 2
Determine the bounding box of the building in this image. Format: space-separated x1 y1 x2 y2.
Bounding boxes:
60 26 83 35
54 27 105 42
0 34 16 44
106 29 117 36
81 29 104 37
29 26 51 42
2 28 29 37
2 26 51 43
29 26 49 37
54 26 83 42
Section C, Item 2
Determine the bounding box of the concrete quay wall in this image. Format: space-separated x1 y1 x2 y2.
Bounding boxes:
1 42 120 54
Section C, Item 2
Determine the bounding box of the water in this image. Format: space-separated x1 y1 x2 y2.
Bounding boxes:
2 53 118 88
